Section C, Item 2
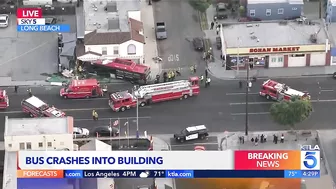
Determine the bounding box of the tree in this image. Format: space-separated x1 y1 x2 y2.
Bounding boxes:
270 96 313 131
189 0 211 13
238 6 245 17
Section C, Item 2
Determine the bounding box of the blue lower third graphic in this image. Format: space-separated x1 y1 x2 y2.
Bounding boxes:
17 24 70 32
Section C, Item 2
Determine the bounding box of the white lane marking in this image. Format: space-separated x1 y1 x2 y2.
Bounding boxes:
226 92 259 95
75 116 151 121
321 89 334 92
0 106 152 114
231 112 270 116
229 99 336 105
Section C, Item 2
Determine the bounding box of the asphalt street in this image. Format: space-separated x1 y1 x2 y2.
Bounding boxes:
170 136 218 151
153 0 205 74
1 77 336 141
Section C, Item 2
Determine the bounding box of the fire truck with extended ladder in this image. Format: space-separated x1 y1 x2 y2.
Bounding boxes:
260 79 310 101
22 96 66 117
0 89 9 109
109 77 200 112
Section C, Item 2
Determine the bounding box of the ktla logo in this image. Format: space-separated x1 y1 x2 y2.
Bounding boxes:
300 151 320 170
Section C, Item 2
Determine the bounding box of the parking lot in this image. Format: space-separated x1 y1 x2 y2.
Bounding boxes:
0 14 76 81
169 136 219 151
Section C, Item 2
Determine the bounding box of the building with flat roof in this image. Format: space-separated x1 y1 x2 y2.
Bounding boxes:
220 20 332 69
2 116 74 189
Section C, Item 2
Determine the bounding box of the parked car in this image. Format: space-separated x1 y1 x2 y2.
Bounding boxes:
94 126 120 137
0 14 9 28
216 37 221 50
194 146 206 151
73 127 90 138
174 125 209 143
215 3 228 20
193 37 204 51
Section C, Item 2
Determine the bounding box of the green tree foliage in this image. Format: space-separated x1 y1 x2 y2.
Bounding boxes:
270 96 313 130
189 0 211 13
238 6 245 16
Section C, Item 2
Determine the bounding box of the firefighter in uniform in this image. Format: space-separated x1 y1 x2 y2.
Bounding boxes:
200 75 204 83
27 88 32 97
92 110 98 121
167 72 171 81
171 71 175 81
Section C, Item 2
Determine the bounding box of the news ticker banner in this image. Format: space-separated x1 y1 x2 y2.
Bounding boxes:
16 170 321 179
17 8 70 32
17 150 320 178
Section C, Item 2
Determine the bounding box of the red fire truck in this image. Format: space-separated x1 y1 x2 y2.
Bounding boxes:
22 96 66 117
0 89 9 109
109 77 200 112
90 58 151 84
60 79 103 99
260 79 310 101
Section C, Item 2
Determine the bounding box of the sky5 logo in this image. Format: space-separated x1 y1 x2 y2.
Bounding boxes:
301 151 320 170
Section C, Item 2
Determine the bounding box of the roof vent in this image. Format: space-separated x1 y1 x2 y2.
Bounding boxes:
246 24 253 27
310 34 317 43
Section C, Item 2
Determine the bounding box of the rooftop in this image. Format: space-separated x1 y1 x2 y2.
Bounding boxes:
222 21 328 48
84 0 140 32
3 152 16 189
4 116 73 136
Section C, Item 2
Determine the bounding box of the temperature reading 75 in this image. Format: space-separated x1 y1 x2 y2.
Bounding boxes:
168 54 179 62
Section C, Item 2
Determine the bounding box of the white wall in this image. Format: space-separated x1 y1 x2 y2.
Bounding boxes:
288 55 306 67
269 54 284 67
4 134 73 151
310 52 326 66
128 11 141 21
86 40 144 59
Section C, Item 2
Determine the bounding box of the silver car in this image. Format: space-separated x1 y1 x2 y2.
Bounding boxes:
0 14 9 28
73 127 90 138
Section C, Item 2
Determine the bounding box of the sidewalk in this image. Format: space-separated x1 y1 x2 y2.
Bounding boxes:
141 1 161 80
152 137 175 189
0 77 50 87
217 130 334 189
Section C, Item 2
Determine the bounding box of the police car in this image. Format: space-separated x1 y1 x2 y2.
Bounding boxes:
174 125 209 143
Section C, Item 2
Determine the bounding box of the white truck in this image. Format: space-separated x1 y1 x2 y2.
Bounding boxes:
156 22 167 39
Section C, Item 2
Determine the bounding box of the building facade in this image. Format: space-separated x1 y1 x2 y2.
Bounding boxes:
247 0 303 20
225 44 331 69
326 0 336 22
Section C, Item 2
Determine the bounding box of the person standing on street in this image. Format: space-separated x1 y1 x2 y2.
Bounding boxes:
92 110 98 121
193 65 197 73
210 21 214 30
206 77 211 87
27 88 32 97
200 75 204 83
216 26 220 35
190 65 194 74
14 86 18 93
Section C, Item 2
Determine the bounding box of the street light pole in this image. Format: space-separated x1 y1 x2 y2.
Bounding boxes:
237 37 240 75
245 63 249 136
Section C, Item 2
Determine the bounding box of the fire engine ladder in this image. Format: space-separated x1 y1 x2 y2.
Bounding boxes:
136 80 190 98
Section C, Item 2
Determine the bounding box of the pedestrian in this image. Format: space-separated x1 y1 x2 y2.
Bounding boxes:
255 137 259 146
167 72 171 81
193 65 197 73
200 75 204 83
280 134 284 143
242 136 244 144
264 134 267 142
239 81 242 89
205 69 208 78
275 135 278 144
214 17 217 22
210 21 214 30
190 65 194 74
27 88 32 97
261 134 264 143
216 27 220 35
92 110 96 121
239 136 242 144
171 71 175 80
163 72 167 82
206 77 211 87
14 86 18 93
176 67 181 76
251 137 254 143
94 111 98 121
273 134 276 143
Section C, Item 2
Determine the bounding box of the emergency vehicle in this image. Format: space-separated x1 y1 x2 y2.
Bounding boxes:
60 79 103 99
22 96 66 117
0 89 9 109
260 79 310 101
109 77 200 112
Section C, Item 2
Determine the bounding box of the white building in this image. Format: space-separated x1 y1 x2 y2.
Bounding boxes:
77 0 145 63
2 116 74 189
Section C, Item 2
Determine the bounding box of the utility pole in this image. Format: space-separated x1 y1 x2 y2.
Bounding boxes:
245 63 249 136
237 37 240 75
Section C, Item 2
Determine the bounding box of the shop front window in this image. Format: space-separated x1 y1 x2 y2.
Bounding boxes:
278 57 283 62
230 56 248 65
271 57 277 62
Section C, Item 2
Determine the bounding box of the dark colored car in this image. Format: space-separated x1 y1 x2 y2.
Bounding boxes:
216 37 221 50
44 17 57 25
193 37 204 51
174 125 209 143
93 126 120 137
215 3 228 20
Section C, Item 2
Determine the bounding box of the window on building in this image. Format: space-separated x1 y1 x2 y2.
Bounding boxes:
266 9 271 16
8 144 12 148
278 57 283 62
292 7 297 11
47 142 52 147
127 44 136 55
38 142 43 147
102 47 107 55
19 143 25 150
278 8 284 14
291 54 305 57
26 142 32 150
271 57 277 62
250 9 256 17
113 47 119 55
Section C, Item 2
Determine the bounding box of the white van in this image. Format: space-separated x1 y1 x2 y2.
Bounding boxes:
0 14 9 28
